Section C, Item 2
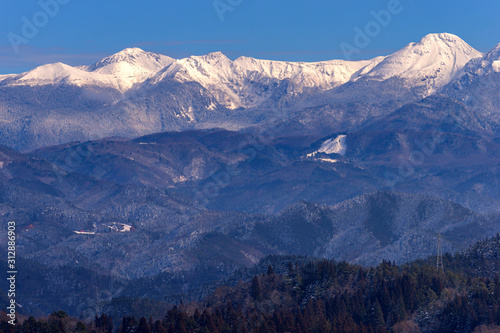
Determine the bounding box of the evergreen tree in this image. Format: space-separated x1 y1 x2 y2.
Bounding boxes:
152 320 166 333
369 299 385 329
250 276 263 301
137 317 151 333
75 321 87 332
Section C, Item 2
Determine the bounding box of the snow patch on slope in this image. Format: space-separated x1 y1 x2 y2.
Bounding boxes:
318 135 347 155
493 61 500 73
307 135 347 158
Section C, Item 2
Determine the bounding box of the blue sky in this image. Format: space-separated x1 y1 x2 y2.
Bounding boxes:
1 0 499 74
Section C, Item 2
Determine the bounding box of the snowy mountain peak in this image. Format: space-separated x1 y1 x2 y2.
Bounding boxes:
94 47 149 62
87 47 174 72
205 51 229 60
485 43 500 62
117 47 146 55
419 33 469 46
415 33 481 59
459 43 500 76
4 62 117 88
18 62 75 83
78 48 175 90
364 32 482 95
184 52 232 66
487 44 500 73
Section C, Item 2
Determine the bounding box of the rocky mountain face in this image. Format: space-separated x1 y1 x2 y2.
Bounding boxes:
0 130 498 315
0 124 498 278
442 43 500 133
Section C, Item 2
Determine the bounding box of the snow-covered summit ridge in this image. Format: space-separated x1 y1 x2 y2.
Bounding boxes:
146 51 384 109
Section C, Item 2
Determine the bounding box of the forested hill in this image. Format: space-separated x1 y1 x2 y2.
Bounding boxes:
2 235 500 332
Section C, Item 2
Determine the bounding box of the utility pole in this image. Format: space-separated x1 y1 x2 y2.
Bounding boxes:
436 233 444 272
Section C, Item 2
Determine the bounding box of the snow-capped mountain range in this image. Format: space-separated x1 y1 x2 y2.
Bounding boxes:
0 33 486 108
0 32 499 151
